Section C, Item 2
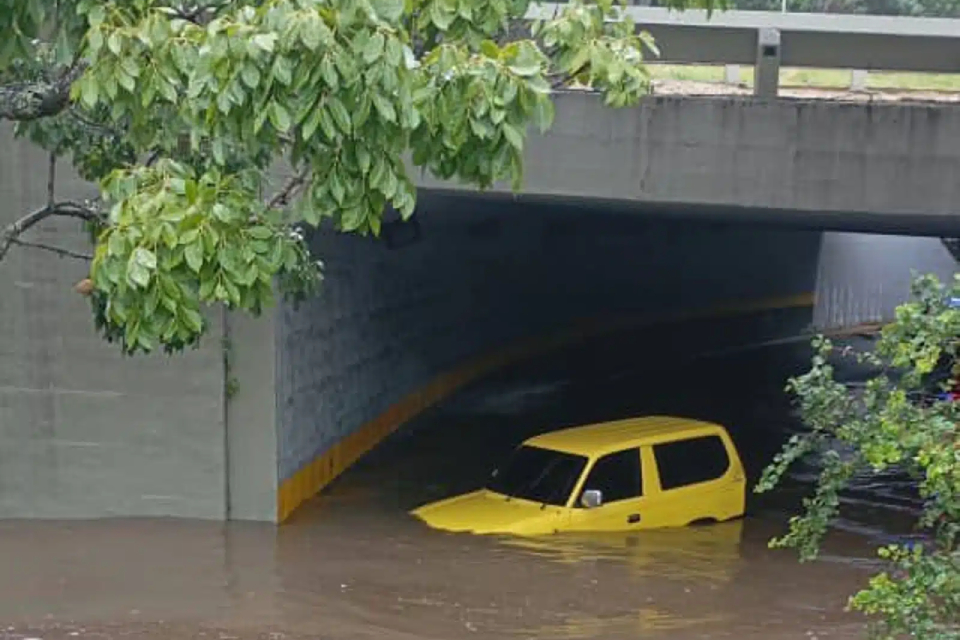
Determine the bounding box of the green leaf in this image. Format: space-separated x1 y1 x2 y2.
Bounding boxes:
372 93 396 123
328 97 351 134
357 145 372 174
430 1 454 30
182 307 204 333
381 168 398 198
273 56 293 86
566 46 592 75
80 79 100 109
330 170 346 204
107 231 127 256
370 0 405 22
87 4 106 27
319 105 337 140
320 56 339 89
531 98 555 133
509 63 541 77
303 106 323 141
248 226 273 240
502 122 524 150
241 64 261 89
127 262 150 288
212 203 232 221
480 40 500 59
133 247 157 271
185 241 204 273
199 276 216 300
107 31 122 55
301 19 322 50
385 37 403 68
341 205 364 231
363 31 385 64
369 157 388 189
251 33 277 53
270 102 292 132
87 28 104 54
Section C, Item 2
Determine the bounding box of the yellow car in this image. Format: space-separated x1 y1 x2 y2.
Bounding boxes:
411 415 746 536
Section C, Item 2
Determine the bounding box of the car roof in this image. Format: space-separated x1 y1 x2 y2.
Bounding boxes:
523 415 728 458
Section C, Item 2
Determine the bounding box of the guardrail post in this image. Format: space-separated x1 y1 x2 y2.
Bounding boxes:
850 69 869 91
724 64 741 84
755 27 781 99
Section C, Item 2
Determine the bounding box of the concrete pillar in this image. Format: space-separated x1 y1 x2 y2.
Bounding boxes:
223 311 280 522
755 27 781 99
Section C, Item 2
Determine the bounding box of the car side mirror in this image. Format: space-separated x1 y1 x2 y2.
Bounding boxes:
581 489 603 509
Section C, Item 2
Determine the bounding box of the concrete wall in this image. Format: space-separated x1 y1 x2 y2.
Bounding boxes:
224 311 280 522
416 93 960 235
0 128 229 519
813 232 959 330
275 199 823 520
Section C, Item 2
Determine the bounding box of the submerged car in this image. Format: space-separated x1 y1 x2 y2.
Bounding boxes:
411 415 746 536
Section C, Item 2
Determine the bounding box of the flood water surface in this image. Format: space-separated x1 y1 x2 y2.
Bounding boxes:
0 311 913 640
0 512 876 640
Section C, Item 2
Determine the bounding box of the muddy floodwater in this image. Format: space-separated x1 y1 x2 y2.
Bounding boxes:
0 310 921 640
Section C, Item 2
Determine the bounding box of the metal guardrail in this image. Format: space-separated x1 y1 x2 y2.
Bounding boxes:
528 4 960 97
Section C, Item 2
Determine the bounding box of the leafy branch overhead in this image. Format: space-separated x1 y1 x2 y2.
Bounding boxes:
757 274 960 640
0 0 718 354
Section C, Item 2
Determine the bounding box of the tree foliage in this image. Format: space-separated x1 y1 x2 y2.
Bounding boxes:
0 0 718 355
757 273 960 640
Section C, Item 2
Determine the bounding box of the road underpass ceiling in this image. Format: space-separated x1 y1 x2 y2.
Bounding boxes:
415 189 960 239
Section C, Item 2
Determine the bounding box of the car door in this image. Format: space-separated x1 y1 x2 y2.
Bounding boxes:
564 447 646 532
642 433 745 527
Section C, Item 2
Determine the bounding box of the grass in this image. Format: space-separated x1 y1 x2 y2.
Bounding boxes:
646 63 960 93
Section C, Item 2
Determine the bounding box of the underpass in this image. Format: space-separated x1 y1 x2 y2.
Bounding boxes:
273 195 822 522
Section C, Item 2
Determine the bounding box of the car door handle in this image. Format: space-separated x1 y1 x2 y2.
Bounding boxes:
627 513 641 524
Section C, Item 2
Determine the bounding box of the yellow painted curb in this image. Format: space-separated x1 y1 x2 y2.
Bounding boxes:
276 291 814 522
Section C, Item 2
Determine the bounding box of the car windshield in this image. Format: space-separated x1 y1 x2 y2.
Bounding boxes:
486 445 588 506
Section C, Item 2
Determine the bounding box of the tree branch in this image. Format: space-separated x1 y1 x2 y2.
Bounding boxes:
0 201 103 263
66 107 122 137
9 238 92 261
47 153 56 207
268 169 310 209
0 62 87 122
172 1 232 26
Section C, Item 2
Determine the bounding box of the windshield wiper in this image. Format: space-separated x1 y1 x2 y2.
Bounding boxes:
538 473 576 510
504 460 560 503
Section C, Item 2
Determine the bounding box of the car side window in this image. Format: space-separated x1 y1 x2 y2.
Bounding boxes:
653 435 730 491
581 448 642 505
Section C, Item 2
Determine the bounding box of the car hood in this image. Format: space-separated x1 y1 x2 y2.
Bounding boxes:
411 489 559 535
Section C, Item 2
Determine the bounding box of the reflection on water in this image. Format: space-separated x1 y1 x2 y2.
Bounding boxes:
498 520 746 584
526 606 735 639
0 310 907 640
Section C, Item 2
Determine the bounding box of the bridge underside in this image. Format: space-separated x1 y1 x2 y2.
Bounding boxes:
428 190 960 239
414 93 960 238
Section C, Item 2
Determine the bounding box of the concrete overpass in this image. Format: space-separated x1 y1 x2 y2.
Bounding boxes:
1 87 958 522
414 92 960 237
